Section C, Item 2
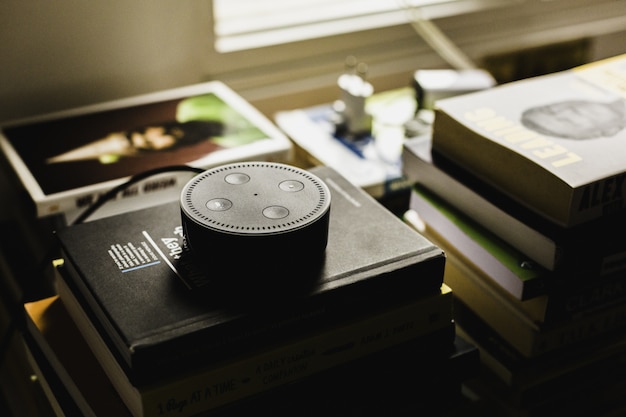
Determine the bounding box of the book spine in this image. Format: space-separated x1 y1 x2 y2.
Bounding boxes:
457 303 626 408
60 172 191 221
46 146 292 220
144 291 453 417
531 270 626 323
401 137 558 272
408 186 547 301
60 274 453 417
570 172 626 226
535 301 626 357
448 256 626 358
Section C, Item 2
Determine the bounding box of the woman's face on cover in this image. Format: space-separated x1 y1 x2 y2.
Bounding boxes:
130 126 181 150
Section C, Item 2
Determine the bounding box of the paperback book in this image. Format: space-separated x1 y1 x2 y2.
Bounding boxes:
458 300 626 417
402 134 626 275
406 188 626 323
431 54 626 228
407 185 549 301
0 81 293 219
456 307 626 409
54 165 446 384
274 88 415 201
443 255 626 358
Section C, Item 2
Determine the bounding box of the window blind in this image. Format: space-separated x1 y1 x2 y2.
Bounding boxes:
213 0 519 53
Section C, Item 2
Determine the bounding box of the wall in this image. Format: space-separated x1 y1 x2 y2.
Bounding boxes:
0 1 213 123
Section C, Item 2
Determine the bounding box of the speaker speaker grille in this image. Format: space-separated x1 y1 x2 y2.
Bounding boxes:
181 162 330 235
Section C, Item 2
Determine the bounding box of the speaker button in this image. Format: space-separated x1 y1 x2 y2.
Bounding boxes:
207 198 232 211
263 206 289 219
225 173 250 185
279 180 304 192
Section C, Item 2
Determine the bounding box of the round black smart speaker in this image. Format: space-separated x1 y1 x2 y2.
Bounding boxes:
180 162 331 285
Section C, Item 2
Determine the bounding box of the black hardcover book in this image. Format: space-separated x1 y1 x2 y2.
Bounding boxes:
242 334 479 417
55 165 445 384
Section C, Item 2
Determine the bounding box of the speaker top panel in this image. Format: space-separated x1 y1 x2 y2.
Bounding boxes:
180 162 331 236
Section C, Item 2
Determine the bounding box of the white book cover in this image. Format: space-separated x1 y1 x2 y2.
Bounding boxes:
0 81 293 218
432 54 626 227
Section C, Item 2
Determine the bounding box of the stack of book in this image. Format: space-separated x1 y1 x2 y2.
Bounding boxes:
47 164 478 417
402 54 626 416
